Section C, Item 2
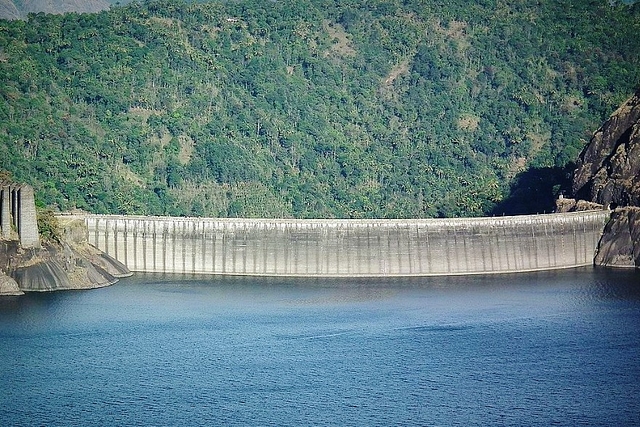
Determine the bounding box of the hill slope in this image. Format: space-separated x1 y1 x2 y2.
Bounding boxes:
0 0 20 20
0 0 128 20
0 0 639 218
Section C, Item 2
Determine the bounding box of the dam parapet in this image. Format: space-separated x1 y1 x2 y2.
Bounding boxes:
81 211 611 277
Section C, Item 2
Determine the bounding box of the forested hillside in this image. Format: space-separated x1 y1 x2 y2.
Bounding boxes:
1 0 639 218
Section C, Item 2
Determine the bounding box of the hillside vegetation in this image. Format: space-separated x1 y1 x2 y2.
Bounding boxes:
1 0 639 218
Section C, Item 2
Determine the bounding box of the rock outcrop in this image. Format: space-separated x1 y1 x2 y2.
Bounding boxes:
7 241 129 292
555 197 604 213
573 89 640 208
0 272 22 295
1 236 131 293
0 180 132 294
570 88 640 268
594 207 640 268
0 240 22 295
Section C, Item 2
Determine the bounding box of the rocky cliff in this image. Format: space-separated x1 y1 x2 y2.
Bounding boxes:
573 89 640 208
594 208 640 268
569 88 640 268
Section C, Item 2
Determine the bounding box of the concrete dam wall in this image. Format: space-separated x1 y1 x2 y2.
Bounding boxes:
82 211 610 277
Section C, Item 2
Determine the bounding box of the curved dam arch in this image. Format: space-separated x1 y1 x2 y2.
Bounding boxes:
80 211 610 277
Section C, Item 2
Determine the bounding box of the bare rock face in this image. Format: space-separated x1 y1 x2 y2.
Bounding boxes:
595 207 640 268
555 197 604 213
571 89 640 268
0 272 22 295
573 89 640 208
13 257 96 292
1 213 131 294
57 215 132 279
10 243 126 292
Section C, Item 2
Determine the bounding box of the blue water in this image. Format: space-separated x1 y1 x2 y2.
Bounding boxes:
1 268 640 426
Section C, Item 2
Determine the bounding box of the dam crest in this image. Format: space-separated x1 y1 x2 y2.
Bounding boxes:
74 211 610 277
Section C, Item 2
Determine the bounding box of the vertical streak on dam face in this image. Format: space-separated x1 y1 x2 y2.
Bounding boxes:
83 211 611 277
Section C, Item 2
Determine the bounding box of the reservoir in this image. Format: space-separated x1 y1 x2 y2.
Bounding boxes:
1 267 639 426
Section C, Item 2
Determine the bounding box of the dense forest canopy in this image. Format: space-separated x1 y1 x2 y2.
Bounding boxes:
0 0 639 218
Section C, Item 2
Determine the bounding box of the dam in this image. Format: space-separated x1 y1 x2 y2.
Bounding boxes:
79 211 610 277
